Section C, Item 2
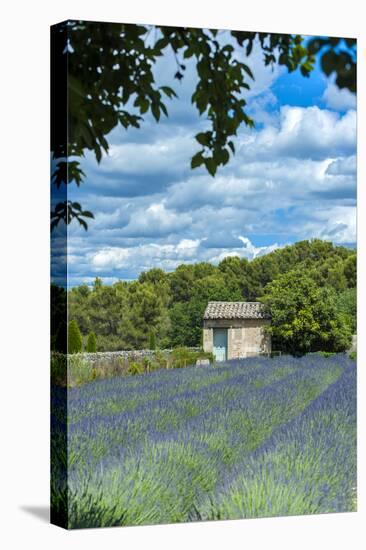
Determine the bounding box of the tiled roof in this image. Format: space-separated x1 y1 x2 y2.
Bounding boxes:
203 301 271 320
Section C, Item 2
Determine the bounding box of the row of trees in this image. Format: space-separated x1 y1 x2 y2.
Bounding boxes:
68 321 97 354
52 239 356 355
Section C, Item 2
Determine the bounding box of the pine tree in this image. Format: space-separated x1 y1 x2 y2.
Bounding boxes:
68 320 83 354
86 331 97 353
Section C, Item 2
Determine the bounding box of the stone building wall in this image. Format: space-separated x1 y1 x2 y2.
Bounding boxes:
203 318 271 359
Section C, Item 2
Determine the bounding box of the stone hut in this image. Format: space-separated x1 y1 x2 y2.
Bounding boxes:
203 301 271 361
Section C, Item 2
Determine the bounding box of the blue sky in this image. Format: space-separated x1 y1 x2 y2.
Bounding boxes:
58 32 356 287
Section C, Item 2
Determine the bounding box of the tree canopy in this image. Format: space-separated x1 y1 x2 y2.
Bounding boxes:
261 271 352 354
51 21 356 229
56 239 357 354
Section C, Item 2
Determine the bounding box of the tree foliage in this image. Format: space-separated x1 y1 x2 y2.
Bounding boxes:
336 288 357 334
51 21 356 229
58 240 357 353
68 319 83 354
261 271 352 354
86 332 97 353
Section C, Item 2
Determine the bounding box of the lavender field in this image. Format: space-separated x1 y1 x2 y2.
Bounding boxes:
51 354 356 528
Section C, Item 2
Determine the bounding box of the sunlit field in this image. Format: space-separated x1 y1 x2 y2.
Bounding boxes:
51 354 356 528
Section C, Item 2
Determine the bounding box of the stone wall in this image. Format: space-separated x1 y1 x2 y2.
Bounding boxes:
72 348 201 364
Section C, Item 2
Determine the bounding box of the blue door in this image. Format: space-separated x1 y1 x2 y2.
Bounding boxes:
213 329 228 361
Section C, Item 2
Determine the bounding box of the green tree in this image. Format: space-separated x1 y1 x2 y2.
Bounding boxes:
68 320 83 354
344 254 357 287
139 268 171 307
86 331 97 353
149 330 156 351
68 284 91 334
218 256 258 300
88 284 126 337
336 288 357 334
169 264 197 303
51 21 356 228
119 282 165 349
169 273 242 346
261 270 352 354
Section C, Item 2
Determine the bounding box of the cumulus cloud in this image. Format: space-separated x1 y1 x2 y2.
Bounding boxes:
241 106 356 161
63 41 357 285
118 202 192 238
89 238 202 274
326 155 356 176
84 235 282 279
237 236 281 258
298 205 357 244
322 80 357 111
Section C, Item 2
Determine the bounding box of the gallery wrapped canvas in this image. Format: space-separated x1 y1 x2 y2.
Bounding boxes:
50 20 357 529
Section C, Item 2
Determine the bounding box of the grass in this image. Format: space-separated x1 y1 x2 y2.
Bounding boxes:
51 347 214 387
51 353 356 528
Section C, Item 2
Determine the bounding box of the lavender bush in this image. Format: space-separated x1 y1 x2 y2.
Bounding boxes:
51 353 356 528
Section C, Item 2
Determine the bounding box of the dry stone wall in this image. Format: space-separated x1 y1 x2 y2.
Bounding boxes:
73 348 201 364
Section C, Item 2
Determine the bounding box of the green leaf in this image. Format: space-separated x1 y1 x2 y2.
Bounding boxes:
78 218 88 230
183 47 194 59
140 98 149 114
195 132 211 146
95 145 102 163
159 102 168 117
160 86 177 98
81 211 94 219
151 103 160 121
191 152 204 169
228 141 235 154
221 148 230 166
242 64 254 79
321 50 337 76
134 25 148 36
154 37 169 50
205 157 217 177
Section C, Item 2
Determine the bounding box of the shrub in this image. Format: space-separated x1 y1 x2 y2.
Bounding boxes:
86 332 97 353
68 320 83 354
154 351 170 369
68 355 93 387
171 347 213 369
317 351 336 358
127 362 144 376
349 351 357 361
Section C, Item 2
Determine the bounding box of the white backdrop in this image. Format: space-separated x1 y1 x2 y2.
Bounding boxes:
0 1 365 548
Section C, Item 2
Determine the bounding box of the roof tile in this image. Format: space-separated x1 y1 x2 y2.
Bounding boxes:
203 301 271 320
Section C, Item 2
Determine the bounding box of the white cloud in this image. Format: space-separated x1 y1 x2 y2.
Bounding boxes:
91 248 130 269
88 238 202 273
118 202 192 237
284 205 356 245
85 235 283 279
241 106 356 160
237 236 280 258
322 80 356 111
326 155 356 176
66 72 357 283
317 206 357 243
